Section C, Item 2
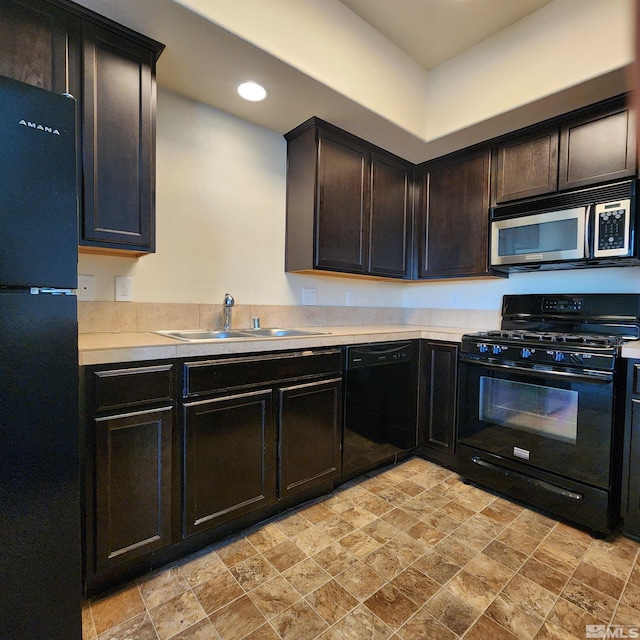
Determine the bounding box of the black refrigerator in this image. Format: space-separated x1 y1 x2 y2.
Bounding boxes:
0 75 81 638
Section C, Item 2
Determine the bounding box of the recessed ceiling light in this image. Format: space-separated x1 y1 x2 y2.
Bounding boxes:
237 81 267 102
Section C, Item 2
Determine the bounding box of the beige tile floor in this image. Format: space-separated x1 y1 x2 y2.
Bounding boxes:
82 458 640 640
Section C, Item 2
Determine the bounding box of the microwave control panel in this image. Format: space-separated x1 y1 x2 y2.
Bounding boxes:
594 199 631 257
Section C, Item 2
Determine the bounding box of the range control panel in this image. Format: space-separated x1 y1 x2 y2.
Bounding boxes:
542 297 583 313
594 199 630 257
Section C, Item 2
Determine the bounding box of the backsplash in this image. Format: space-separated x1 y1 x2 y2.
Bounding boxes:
78 302 500 334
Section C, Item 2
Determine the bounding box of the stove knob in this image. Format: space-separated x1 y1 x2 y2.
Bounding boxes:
521 348 532 359
553 351 565 362
492 345 502 355
478 343 488 353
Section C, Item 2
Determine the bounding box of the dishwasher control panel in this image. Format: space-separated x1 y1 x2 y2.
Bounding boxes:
346 342 414 369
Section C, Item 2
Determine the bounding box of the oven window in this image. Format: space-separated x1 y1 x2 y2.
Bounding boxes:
479 377 578 444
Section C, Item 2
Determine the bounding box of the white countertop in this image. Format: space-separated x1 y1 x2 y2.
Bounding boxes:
78 325 470 365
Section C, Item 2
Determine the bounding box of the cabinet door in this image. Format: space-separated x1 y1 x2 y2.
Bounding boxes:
419 342 458 469
278 378 342 499
0 0 72 94
94 407 173 571
419 147 490 278
559 103 635 191
183 390 276 537
80 22 156 253
316 131 368 273
369 152 411 278
494 126 559 204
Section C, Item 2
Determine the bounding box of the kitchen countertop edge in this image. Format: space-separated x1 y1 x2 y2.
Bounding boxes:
78 325 472 365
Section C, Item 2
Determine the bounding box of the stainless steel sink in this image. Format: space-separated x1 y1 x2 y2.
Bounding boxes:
155 328 330 341
155 330 251 341
238 328 330 338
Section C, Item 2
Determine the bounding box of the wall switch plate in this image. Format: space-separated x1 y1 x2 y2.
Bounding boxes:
346 290 355 306
115 276 133 302
302 287 317 306
77 275 95 301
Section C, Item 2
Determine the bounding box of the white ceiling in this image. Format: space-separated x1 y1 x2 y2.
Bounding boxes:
339 0 554 71
71 0 622 162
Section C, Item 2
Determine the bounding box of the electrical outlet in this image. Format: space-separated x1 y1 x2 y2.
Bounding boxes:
77 275 95 301
115 276 133 302
346 290 355 306
302 287 317 306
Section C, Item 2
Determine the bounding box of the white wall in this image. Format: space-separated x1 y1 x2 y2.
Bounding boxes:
78 89 404 308
402 267 640 311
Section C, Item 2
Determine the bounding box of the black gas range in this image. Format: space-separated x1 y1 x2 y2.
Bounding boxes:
462 293 640 372
457 293 640 534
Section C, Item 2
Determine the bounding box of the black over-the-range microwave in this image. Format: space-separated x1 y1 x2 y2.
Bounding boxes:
490 180 640 273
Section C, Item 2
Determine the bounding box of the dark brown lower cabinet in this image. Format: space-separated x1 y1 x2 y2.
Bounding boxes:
83 362 176 594
180 349 343 538
85 349 344 595
418 341 459 470
183 390 276 537
622 360 640 540
278 378 342 499
95 407 173 571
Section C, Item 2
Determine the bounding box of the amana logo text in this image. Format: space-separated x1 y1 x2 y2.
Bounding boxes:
18 119 61 135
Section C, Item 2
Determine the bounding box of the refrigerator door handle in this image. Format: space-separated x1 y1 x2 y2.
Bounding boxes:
30 287 74 295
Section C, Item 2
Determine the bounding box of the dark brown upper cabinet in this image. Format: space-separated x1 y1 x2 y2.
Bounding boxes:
417 146 492 279
79 22 162 255
1 0 164 256
0 0 75 94
285 118 412 279
492 96 635 205
315 129 369 273
558 101 635 190
369 152 412 277
494 125 559 204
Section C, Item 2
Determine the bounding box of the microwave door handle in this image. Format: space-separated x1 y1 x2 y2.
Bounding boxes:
584 205 592 257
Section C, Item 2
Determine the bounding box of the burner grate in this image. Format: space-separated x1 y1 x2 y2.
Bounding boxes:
478 330 622 348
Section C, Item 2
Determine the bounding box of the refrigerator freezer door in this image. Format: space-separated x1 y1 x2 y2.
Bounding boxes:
0 75 77 289
0 291 81 639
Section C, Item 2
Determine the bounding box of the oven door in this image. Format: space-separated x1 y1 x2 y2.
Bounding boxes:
457 357 614 489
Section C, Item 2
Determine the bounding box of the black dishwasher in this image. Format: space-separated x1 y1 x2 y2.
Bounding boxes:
342 341 419 480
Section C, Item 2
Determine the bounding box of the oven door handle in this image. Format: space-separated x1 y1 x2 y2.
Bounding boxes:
459 357 614 383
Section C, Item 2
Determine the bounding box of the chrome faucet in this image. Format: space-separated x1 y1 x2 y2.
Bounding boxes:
223 293 235 330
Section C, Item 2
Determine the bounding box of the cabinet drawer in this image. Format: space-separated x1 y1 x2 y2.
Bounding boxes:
93 364 174 412
184 349 342 397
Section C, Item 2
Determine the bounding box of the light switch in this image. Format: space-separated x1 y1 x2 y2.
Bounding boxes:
77 275 95 301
